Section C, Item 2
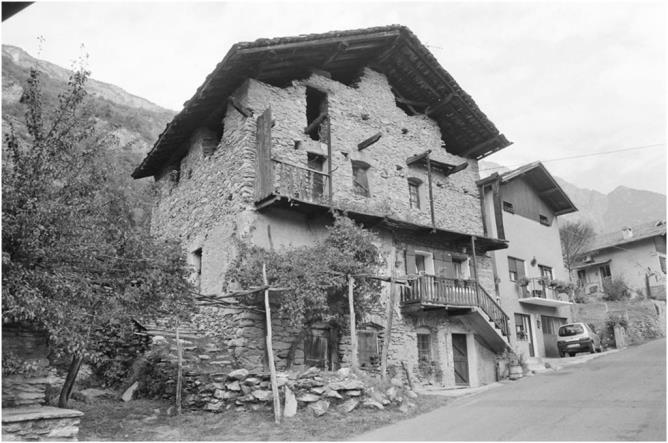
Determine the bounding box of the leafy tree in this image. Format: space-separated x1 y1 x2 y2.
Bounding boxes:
2 66 195 406
559 220 595 276
225 215 385 366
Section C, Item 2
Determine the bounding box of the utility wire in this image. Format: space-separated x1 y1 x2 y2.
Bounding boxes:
479 143 665 172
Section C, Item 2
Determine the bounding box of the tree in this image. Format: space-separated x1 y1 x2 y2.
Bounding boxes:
2 66 195 407
225 215 385 367
560 220 595 277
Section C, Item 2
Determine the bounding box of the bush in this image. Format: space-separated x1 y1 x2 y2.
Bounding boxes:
602 277 630 301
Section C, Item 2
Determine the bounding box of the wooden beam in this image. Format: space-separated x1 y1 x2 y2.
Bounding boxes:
425 93 455 116
303 112 327 135
175 327 183 415
461 134 505 158
406 150 431 166
426 154 436 231
263 264 281 424
322 42 349 66
229 97 252 118
380 250 397 380
393 92 428 108
348 275 359 370
491 177 505 240
479 183 488 237
357 132 382 151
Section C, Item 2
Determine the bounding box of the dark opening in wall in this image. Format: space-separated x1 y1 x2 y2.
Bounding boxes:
306 87 327 141
192 248 202 291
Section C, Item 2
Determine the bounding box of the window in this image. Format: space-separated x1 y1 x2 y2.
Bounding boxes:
351 161 370 197
577 269 587 286
417 332 431 363
539 265 553 280
307 153 326 198
502 201 514 213
408 178 421 209
414 251 434 275
599 264 611 279
305 87 327 141
660 256 666 274
539 214 550 226
415 254 426 274
452 257 470 279
508 257 525 282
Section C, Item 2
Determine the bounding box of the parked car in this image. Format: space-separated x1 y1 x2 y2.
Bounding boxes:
557 322 602 357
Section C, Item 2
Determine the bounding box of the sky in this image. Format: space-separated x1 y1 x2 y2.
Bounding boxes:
2 0 666 195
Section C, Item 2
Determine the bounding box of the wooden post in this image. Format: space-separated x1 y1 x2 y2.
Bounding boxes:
348 275 359 370
175 326 183 416
471 236 480 304
262 264 281 424
426 152 436 231
381 250 397 379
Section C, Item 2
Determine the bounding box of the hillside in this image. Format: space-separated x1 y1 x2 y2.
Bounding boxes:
2 45 175 163
480 161 666 233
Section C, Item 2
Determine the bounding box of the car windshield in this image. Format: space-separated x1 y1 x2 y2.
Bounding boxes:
559 324 584 337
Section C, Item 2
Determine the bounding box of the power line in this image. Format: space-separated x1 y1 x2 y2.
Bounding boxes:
479 143 665 172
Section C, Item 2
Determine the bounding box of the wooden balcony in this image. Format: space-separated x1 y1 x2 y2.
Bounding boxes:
401 275 510 339
256 158 331 209
519 278 572 308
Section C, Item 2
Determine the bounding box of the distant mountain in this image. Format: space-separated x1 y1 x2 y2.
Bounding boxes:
480 160 667 233
2 45 175 161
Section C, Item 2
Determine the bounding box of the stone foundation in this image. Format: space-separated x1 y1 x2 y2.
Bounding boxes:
2 406 83 441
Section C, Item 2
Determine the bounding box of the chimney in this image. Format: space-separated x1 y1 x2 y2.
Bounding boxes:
622 226 633 240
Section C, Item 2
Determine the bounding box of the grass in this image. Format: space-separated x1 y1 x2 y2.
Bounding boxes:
75 395 450 441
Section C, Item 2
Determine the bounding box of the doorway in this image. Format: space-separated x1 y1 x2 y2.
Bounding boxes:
541 315 567 358
452 334 469 386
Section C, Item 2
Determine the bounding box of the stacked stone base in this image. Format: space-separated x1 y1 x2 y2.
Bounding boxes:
2 406 83 441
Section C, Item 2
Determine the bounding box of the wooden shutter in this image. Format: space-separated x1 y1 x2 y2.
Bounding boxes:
434 250 448 278
357 331 379 368
304 333 328 369
255 108 273 200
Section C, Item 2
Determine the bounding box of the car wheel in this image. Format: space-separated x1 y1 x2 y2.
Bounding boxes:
589 342 596 353
569 352 575 357
596 345 602 353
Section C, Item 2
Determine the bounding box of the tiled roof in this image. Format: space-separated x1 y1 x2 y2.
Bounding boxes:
583 220 667 253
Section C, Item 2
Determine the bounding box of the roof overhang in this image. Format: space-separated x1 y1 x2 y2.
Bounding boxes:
519 297 573 308
499 162 577 216
133 25 511 179
255 194 508 253
406 151 469 176
572 258 611 271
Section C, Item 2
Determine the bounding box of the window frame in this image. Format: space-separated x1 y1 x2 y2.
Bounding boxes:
407 178 421 209
351 160 370 197
507 256 525 282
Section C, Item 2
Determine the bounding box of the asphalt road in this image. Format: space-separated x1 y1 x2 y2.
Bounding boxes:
354 338 666 441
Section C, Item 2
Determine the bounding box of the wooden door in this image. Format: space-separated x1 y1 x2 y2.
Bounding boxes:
452 334 469 386
304 333 328 369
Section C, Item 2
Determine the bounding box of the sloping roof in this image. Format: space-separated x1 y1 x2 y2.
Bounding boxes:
133 25 511 179
497 161 577 216
583 220 667 253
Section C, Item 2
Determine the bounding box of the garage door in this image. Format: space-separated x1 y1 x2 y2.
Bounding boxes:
541 315 567 357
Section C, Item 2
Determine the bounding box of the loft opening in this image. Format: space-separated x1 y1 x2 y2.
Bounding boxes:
305 87 328 141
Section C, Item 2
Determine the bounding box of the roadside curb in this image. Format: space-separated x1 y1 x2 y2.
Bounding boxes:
417 381 504 399
532 348 620 373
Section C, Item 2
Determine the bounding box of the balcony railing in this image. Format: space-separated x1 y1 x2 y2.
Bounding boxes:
401 275 509 338
520 278 570 302
259 158 331 205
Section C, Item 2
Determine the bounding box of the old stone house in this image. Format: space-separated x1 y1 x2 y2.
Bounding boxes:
478 162 577 359
133 26 514 388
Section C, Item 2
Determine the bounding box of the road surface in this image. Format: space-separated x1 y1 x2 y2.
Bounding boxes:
354 338 666 441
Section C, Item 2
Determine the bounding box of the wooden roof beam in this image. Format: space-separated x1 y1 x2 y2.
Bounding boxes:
425 93 456 116
358 132 382 151
460 134 506 158
322 42 349 66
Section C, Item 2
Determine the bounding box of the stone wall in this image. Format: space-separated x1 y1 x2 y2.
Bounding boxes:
2 406 83 441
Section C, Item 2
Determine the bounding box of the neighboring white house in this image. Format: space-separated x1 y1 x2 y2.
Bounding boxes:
574 220 667 300
478 162 578 358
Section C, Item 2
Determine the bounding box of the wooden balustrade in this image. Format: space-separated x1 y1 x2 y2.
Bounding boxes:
401 275 509 338
270 159 331 205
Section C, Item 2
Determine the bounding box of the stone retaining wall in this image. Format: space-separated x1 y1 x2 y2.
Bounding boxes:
2 406 83 441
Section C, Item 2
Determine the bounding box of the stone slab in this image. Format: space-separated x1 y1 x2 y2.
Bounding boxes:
2 406 83 423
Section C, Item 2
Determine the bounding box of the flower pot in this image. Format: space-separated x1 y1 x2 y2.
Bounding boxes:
509 364 523 380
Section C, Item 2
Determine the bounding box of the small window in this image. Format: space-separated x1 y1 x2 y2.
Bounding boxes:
599 264 611 278
502 201 514 213
417 333 431 362
539 214 550 226
659 256 666 274
408 178 421 209
577 269 587 286
352 161 370 197
508 257 525 282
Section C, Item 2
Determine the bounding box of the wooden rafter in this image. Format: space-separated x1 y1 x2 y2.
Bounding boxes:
357 132 382 151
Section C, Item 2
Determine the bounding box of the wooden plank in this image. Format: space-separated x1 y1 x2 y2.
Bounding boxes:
229 97 252 118
303 112 328 135
381 251 397 379
491 178 505 240
348 275 359 370
425 93 455 116
357 132 382 151
460 134 505 158
426 155 436 230
255 108 273 201
479 183 488 237
262 264 281 424
175 327 183 416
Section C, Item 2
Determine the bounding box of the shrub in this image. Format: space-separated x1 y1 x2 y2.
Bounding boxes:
601 276 630 301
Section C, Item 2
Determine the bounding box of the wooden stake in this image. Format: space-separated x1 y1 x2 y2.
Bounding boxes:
381 250 397 379
175 326 182 416
348 275 359 370
263 264 281 424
